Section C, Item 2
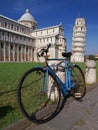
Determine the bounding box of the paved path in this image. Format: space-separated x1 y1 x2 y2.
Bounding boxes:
28 85 98 130
3 84 98 130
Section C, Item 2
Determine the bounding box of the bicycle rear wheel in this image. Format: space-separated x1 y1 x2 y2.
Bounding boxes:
17 67 61 123
71 65 86 99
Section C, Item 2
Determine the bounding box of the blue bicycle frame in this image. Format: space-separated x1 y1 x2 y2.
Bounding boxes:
41 58 77 96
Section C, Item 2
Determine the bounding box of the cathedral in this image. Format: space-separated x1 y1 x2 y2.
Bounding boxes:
0 9 66 62
0 9 86 62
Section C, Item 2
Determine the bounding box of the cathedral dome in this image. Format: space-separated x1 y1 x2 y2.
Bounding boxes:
18 9 37 29
19 9 36 23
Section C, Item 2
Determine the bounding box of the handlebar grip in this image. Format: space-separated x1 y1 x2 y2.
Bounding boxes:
37 43 51 57
47 43 51 49
37 49 44 57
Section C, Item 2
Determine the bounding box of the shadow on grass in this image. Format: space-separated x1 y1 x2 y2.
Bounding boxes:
0 106 14 118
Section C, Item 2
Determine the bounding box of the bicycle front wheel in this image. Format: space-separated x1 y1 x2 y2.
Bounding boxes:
17 67 61 123
71 65 86 99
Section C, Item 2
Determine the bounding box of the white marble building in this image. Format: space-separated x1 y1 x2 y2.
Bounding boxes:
71 18 86 62
0 9 66 62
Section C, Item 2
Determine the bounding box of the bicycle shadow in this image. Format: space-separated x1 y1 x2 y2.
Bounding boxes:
36 96 67 124
53 94 84 119
0 105 13 118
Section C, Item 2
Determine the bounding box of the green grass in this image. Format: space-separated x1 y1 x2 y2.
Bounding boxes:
74 62 98 82
72 62 86 72
75 119 85 126
0 62 98 129
0 62 42 129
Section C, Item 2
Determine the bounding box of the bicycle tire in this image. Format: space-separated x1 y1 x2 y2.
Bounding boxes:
71 65 86 99
17 67 61 123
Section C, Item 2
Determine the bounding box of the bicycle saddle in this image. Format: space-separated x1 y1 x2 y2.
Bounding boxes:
62 52 72 58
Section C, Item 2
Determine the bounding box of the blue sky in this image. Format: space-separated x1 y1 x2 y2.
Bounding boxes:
0 0 98 55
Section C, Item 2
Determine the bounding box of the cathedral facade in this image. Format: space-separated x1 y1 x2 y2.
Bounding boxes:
0 9 66 62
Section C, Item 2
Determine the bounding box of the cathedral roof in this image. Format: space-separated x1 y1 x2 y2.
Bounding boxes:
18 9 37 23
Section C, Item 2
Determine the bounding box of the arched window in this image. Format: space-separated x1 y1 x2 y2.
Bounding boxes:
5 22 7 28
11 24 13 29
1 43 3 48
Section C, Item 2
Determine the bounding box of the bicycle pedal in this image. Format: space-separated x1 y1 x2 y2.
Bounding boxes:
74 93 81 98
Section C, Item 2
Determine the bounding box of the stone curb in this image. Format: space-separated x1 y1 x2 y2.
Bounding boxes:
2 118 36 130
2 83 98 130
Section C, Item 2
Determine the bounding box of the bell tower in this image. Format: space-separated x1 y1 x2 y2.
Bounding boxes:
71 18 86 62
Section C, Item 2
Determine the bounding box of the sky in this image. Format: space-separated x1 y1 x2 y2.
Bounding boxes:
0 0 98 55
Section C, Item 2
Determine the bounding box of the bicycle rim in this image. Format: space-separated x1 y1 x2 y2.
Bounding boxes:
71 65 86 99
17 67 61 123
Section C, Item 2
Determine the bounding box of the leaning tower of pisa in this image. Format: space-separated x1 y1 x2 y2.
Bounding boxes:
71 18 86 62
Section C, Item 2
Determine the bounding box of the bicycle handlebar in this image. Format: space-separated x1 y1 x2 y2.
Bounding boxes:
37 43 51 57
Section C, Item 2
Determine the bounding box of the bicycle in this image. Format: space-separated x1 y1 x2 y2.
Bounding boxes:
17 43 86 124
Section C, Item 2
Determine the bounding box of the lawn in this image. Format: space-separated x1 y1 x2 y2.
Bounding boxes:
77 62 98 82
0 62 98 129
0 62 42 129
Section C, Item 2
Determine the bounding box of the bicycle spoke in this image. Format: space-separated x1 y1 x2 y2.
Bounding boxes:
71 65 86 99
17 67 60 123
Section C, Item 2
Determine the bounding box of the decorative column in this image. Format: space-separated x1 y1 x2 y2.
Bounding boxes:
71 18 86 62
0 43 1 61
34 48 38 62
12 44 15 61
56 35 66 58
85 60 96 84
28 47 30 61
8 43 11 61
32 48 34 61
3 42 6 61
30 48 33 61
24 46 26 61
21 45 23 61
17 45 19 61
